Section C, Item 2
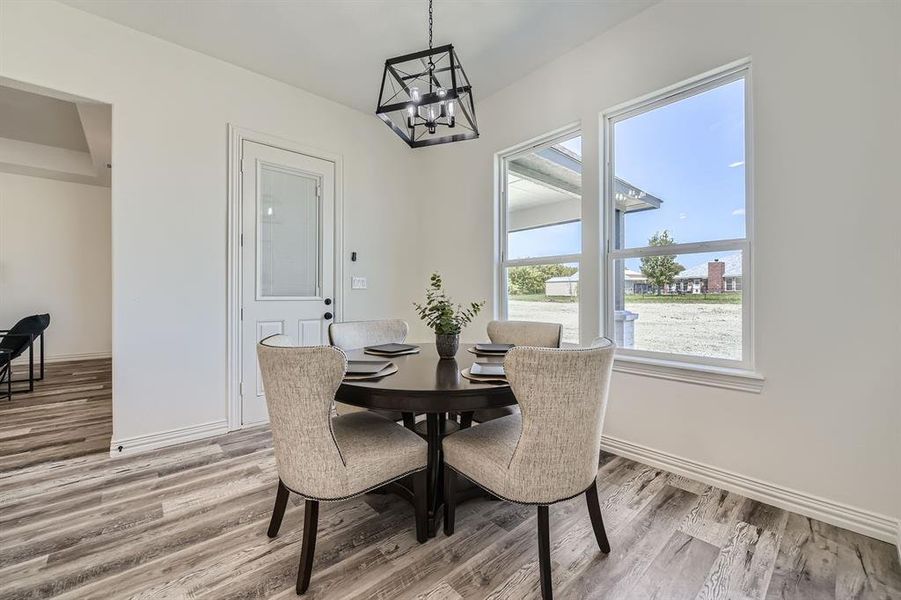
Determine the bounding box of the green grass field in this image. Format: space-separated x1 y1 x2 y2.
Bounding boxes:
511 292 742 305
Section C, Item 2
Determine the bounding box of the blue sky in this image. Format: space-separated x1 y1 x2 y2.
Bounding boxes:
508 78 746 268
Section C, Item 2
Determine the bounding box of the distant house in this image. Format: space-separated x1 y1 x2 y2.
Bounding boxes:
545 269 649 297
624 269 647 294
545 255 740 297
667 252 742 294
545 272 579 297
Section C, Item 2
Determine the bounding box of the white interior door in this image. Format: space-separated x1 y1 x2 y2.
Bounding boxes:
241 141 335 425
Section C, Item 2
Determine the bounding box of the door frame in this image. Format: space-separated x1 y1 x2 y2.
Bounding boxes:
226 124 344 431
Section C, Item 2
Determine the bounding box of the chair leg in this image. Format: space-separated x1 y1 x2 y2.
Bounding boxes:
296 500 319 595
443 467 457 536
412 469 428 543
27 343 34 392
38 333 45 381
267 480 290 538
402 412 416 431
537 505 553 600
459 411 473 430
1 363 8 401
585 480 611 553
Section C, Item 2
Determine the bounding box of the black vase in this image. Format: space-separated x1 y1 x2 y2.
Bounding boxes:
435 333 460 359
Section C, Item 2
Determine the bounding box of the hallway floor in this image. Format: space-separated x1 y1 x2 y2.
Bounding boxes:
0 358 111 471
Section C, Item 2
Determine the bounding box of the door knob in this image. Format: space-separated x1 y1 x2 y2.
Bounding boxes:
324 298 332 306
324 312 333 320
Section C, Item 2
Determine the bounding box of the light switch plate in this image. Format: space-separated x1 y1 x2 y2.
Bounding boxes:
351 277 368 290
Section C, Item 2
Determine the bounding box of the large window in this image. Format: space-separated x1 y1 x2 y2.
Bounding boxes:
604 63 752 369
498 130 582 345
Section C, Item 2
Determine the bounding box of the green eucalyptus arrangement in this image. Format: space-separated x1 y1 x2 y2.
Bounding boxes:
413 273 485 335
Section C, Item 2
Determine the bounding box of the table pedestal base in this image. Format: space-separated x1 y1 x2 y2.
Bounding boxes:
373 412 492 538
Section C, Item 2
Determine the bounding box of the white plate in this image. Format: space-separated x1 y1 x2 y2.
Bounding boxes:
471 362 505 377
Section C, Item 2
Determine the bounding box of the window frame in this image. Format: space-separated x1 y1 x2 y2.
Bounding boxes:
601 60 756 372
496 124 583 342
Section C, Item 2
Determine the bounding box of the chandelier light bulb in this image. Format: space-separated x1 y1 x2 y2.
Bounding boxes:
446 100 455 117
410 86 421 103
437 87 447 98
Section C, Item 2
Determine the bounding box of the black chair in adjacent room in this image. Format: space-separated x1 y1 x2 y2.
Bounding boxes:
0 314 51 400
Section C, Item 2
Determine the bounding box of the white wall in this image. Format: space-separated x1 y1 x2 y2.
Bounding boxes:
0 0 422 446
0 172 111 360
415 0 901 531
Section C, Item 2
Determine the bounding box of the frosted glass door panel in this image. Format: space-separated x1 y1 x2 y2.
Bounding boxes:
258 165 320 298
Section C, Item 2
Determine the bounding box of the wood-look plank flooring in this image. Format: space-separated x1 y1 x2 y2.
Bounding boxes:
0 358 111 471
1 419 898 599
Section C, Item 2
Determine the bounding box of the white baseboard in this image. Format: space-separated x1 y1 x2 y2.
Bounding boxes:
601 435 899 545
12 351 111 366
46 351 112 363
109 419 229 457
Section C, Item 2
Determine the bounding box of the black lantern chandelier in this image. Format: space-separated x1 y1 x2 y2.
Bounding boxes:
376 0 478 148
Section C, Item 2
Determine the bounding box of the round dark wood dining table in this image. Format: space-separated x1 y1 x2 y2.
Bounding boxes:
336 343 515 537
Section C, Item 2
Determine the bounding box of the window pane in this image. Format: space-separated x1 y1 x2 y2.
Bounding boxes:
506 263 579 344
259 165 319 297
613 250 742 360
613 78 745 250
507 134 581 260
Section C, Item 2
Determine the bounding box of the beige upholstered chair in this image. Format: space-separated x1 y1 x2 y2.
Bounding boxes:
258 335 428 595
487 319 562 347
328 319 409 350
470 320 563 423
328 319 412 427
443 338 616 600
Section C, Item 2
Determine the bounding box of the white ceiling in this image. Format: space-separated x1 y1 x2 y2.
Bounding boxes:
508 174 575 212
61 0 656 113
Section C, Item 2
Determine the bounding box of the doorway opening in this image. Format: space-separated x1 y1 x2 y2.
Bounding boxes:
0 79 112 469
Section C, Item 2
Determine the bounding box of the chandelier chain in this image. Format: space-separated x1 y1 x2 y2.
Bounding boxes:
427 0 435 72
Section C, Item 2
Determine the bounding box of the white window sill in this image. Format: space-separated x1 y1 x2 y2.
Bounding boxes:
613 354 765 393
